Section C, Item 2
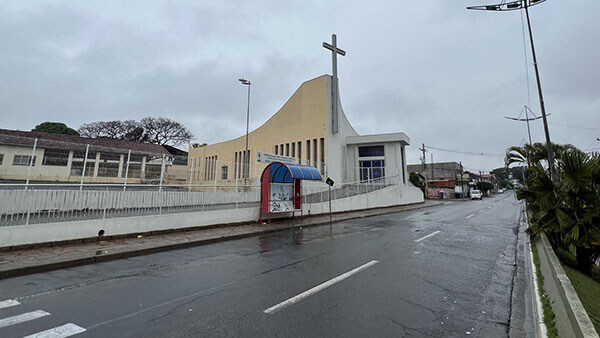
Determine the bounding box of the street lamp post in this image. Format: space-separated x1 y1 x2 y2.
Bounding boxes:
238 78 251 181
467 0 556 181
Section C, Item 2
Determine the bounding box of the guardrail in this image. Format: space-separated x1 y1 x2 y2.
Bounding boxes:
0 184 260 226
0 176 408 227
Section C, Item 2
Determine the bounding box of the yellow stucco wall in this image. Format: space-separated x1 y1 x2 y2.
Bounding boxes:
189 75 330 184
0 144 162 184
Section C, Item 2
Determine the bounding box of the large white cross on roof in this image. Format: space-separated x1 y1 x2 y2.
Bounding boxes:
323 34 345 134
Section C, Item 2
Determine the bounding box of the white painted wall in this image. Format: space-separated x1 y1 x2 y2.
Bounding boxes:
302 182 424 215
0 207 259 247
0 182 424 248
326 76 359 184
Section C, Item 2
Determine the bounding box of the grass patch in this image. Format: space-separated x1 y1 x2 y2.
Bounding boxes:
531 241 560 338
562 264 600 333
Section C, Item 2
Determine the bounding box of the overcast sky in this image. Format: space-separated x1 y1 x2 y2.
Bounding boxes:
1 0 599 172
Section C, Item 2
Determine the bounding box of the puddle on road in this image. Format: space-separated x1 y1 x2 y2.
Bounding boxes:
256 221 387 252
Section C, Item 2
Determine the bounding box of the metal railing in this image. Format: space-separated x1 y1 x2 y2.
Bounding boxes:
0 174 406 227
0 183 260 226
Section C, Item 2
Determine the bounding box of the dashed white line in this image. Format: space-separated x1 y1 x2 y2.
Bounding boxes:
415 231 441 243
0 310 50 328
23 323 86 338
479 209 485 213
0 299 20 310
264 260 379 314
466 214 475 219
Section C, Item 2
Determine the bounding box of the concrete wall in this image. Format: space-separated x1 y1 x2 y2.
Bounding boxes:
407 162 463 180
0 145 70 180
0 207 260 247
326 75 359 184
344 142 406 184
0 182 424 248
0 144 159 184
188 75 330 185
536 234 599 338
302 183 424 215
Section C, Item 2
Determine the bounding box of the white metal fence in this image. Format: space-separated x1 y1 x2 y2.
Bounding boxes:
0 184 260 226
0 174 405 227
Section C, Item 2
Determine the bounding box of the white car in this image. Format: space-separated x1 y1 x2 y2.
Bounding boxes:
470 189 483 200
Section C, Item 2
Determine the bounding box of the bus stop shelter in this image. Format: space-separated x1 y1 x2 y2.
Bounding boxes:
259 162 322 223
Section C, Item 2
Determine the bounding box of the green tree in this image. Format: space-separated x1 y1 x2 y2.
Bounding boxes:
409 172 424 189
476 181 494 196
516 149 600 275
32 122 79 136
505 142 578 167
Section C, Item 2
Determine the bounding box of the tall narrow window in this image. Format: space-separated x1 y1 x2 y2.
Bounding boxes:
313 138 317 168
297 142 302 164
286 143 290 156
320 138 325 174
214 156 218 180
204 157 208 180
291 143 295 158
239 152 242 179
401 146 406 184
306 140 311 166
234 152 238 179
221 165 228 180
275 145 278 155
244 150 250 178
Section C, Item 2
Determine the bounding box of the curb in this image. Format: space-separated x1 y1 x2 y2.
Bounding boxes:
523 202 599 338
536 234 599 338
0 201 439 280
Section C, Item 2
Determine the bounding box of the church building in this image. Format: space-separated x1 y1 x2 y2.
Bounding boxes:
188 36 411 187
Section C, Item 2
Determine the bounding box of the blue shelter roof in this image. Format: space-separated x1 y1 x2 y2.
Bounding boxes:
267 162 322 183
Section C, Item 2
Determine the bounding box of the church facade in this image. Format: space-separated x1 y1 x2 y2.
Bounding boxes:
187 74 411 187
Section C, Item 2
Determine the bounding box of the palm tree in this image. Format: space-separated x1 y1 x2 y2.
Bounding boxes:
519 148 600 274
505 142 579 167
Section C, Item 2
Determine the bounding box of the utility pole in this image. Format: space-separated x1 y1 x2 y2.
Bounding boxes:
460 162 466 199
467 0 555 182
430 153 434 182
419 143 428 198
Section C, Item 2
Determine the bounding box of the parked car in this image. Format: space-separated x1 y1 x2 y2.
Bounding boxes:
470 189 483 200
498 188 504 193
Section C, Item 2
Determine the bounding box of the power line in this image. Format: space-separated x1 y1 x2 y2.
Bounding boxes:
530 119 600 131
520 9 532 108
424 145 504 158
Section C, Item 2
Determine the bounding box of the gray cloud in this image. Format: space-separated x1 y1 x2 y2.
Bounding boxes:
0 0 598 172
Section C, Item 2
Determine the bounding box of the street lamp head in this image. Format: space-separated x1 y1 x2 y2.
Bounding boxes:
467 0 548 11
238 78 251 85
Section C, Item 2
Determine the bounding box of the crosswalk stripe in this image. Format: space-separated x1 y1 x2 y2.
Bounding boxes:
0 310 50 328
0 299 20 309
23 323 86 338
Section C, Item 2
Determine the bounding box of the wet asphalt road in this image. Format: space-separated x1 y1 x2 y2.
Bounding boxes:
0 193 522 337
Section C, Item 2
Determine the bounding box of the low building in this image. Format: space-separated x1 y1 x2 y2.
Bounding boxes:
188 75 411 187
408 161 473 198
0 128 171 184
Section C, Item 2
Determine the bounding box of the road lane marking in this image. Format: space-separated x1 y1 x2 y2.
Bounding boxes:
0 310 50 328
465 214 475 219
415 231 441 243
263 260 379 314
0 299 19 309
23 323 86 338
479 209 485 213
87 280 239 330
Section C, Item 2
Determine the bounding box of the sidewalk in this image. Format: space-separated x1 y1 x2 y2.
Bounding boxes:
0 201 442 280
